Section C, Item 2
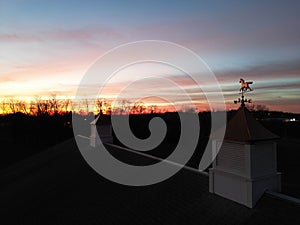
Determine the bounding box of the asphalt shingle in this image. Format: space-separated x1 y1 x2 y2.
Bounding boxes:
0 138 299 225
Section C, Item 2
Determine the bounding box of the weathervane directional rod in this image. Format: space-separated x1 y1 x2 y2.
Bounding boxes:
234 78 253 107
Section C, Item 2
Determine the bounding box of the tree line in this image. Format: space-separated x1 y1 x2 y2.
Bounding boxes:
0 96 162 116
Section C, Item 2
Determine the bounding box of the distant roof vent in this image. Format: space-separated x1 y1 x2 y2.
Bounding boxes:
90 114 113 147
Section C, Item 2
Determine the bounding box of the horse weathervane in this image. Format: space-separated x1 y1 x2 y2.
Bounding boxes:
234 78 253 107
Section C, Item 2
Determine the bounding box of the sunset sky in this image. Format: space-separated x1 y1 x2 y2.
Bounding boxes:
1 0 300 112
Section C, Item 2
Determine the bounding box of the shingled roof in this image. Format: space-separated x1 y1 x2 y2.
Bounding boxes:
224 106 279 142
0 138 299 225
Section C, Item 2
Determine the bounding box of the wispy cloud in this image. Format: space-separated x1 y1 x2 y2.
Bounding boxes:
1 1 300 112
0 26 126 43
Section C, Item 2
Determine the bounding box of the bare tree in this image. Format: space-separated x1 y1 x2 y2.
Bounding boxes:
29 100 37 116
73 98 90 115
131 101 146 114
95 98 112 114
249 104 269 112
0 100 8 115
61 98 72 114
49 95 60 115
120 99 132 114
8 98 17 114
0 96 74 115
34 96 50 116
16 100 30 115
95 98 103 114
148 105 158 114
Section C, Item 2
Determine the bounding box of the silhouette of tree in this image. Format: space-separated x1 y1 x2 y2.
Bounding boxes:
95 99 112 114
61 98 72 114
8 98 17 114
49 94 59 115
96 98 104 114
29 101 37 116
16 100 30 115
148 105 158 114
0 100 8 115
112 99 131 115
249 104 269 112
1 96 157 116
34 96 50 116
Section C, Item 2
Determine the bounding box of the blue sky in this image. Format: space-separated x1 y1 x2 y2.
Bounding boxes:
1 0 300 112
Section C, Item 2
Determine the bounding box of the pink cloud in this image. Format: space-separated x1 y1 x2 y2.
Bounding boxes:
0 26 126 43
